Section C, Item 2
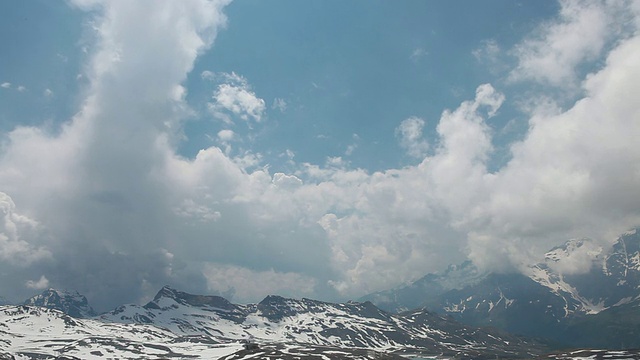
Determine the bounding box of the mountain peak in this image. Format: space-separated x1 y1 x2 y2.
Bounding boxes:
258 294 288 304
23 288 96 318
153 285 180 300
146 286 235 311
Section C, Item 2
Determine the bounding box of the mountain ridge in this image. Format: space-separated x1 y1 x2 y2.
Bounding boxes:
98 285 547 358
1 286 550 359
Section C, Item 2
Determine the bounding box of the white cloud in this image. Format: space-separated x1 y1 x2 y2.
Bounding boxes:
272 97 287 112
174 199 221 223
345 144 357 156
0 192 51 265
0 0 639 308
272 172 303 190
1 82 10 89
210 84 265 122
473 39 500 62
26 275 50 290
543 239 603 275
17 86 26 92
0 0 233 307
344 134 360 156
396 117 430 159
43 88 53 97
205 72 266 123
200 70 215 79
472 39 507 75
509 0 631 88
217 129 235 141
203 263 316 301
467 31 640 272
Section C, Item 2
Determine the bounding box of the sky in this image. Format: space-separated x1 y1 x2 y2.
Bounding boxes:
1 0 639 312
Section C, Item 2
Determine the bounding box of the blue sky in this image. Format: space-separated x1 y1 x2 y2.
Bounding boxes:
1 0 639 311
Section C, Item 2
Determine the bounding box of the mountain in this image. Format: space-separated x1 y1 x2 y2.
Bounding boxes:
0 305 244 359
99 286 547 359
0 286 552 359
362 229 640 348
0 304 412 359
1 303 635 360
23 288 97 318
360 260 489 313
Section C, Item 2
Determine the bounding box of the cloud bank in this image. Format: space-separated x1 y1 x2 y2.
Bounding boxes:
0 0 639 310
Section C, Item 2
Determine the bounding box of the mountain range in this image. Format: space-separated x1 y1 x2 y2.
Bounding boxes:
3 229 640 358
0 286 548 359
361 228 640 349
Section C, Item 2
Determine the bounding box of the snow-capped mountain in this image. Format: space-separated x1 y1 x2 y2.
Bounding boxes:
0 305 245 359
23 288 97 318
99 286 546 359
362 229 640 348
0 287 550 359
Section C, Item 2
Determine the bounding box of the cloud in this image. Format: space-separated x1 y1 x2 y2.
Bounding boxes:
0 192 51 266
473 39 507 75
543 239 603 275
473 39 500 62
0 0 639 309
0 0 233 308
0 82 28 93
467 30 640 272
26 275 50 290
272 98 287 112
272 173 303 190
410 47 427 62
43 88 53 97
203 263 316 301
509 0 632 88
206 72 266 123
174 199 221 223
396 117 430 159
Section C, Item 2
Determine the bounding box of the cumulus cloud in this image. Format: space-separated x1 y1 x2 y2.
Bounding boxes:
0 0 639 309
272 173 303 190
509 0 633 88
217 129 235 141
0 192 51 265
0 0 233 307
396 117 430 159
468 30 640 270
206 71 266 123
1 82 10 89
